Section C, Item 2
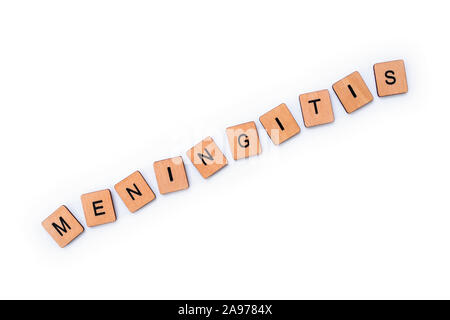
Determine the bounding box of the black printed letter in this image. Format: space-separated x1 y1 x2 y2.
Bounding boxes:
348 84 357 98
197 148 214 166
238 134 250 148
126 183 142 201
52 217 71 236
385 70 396 85
92 200 105 216
308 99 321 114
167 167 174 182
275 117 285 131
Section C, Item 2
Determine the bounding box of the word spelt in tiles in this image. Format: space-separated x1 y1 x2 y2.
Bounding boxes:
42 59 409 248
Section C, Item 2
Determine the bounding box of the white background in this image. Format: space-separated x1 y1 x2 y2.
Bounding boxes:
0 0 449 299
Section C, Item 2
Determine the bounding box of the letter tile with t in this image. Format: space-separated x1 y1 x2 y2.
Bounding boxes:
299 90 334 127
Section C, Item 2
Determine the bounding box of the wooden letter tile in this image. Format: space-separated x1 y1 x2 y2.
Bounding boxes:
299 90 334 127
114 171 156 213
333 71 373 113
81 189 116 227
42 205 84 248
187 137 227 178
373 59 408 97
226 121 262 160
259 103 300 145
154 156 189 194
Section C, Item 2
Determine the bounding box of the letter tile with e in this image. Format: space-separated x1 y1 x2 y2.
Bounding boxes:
81 189 116 227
